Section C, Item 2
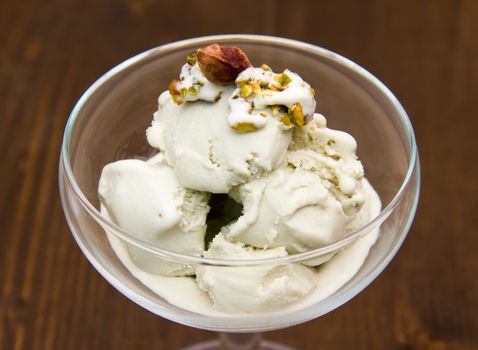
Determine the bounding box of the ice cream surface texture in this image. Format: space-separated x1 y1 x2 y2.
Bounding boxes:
196 234 318 313
147 87 292 193
98 154 209 276
98 44 382 315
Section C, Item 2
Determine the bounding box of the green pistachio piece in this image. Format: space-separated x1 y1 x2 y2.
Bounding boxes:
187 51 197 66
188 86 198 96
288 103 304 127
232 122 258 133
281 73 292 85
180 88 187 98
280 114 292 126
241 84 253 98
250 81 261 94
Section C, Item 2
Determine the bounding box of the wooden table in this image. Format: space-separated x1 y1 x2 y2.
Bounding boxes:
1 0 477 349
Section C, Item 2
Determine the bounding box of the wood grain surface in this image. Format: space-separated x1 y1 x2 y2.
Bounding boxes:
1 0 477 349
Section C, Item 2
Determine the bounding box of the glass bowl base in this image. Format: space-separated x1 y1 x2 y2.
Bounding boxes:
181 339 296 350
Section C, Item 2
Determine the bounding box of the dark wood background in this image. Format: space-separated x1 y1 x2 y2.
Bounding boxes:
1 0 477 349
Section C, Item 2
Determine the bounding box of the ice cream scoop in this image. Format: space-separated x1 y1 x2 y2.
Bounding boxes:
196 234 317 313
222 167 347 253
147 88 292 193
98 154 209 276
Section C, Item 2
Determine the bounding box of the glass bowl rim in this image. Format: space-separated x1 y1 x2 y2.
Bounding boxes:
60 34 418 266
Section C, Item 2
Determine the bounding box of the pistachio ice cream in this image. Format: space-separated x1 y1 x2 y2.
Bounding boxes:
98 44 382 315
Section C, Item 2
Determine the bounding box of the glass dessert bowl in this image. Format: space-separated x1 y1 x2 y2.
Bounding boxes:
59 35 420 350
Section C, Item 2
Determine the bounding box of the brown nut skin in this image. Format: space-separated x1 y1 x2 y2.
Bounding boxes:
168 79 180 95
168 79 183 105
197 44 252 85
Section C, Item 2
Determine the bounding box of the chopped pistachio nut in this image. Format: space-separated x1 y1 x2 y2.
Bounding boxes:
168 80 182 105
250 81 261 94
269 84 281 92
310 87 315 96
180 88 187 98
240 81 262 98
241 84 253 98
188 86 199 96
171 94 181 105
274 73 292 86
261 63 271 71
168 80 180 95
288 103 305 127
281 73 292 85
232 122 258 133
187 51 197 66
280 114 292 126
